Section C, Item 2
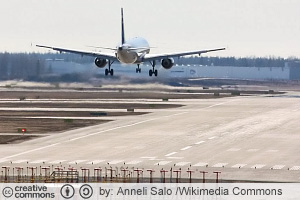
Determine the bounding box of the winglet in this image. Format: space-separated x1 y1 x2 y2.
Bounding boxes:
121 8 125 44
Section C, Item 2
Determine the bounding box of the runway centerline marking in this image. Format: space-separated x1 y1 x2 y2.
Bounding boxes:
181 146 192 151
165 152 177 157
195 141 205 145
208 136 217 140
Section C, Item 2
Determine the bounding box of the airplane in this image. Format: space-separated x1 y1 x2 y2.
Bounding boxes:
37 8 225 77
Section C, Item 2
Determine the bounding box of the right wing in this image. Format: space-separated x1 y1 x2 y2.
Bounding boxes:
36 45 118 61
142 48 225 62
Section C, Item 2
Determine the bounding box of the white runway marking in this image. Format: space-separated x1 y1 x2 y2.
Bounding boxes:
181 146 192 151
175 162 190 166
227 148 241 152
290 166 300 171
247 149 259 152
30 160 47 164
68 160 87 164
272 165 285 170
165 152 177 157
195 141 205 145
193 162 208 167
154 161 172 166
212 163 228 168
251 164 265 169
167 157 184 160
13 159 28 164
49 160 66 164
126 160 142 165
140 157 156 159
208 136 216 140
1 143 60 160
0 159 8 163
86 160 105 165
109 160 124 165
231 164 247 168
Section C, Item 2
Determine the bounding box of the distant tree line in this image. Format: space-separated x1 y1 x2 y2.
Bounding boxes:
0 52 298 81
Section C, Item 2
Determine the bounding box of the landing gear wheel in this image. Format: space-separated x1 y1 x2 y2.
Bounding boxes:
105 69 109 76
154 69 158 77
110 69 114 76
136 68 141 73
149 70 153 77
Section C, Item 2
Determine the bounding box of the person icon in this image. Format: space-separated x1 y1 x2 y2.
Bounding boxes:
61 184 75 199
66 187 70 197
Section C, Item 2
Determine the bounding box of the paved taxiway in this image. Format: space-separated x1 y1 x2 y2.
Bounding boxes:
1 92 300 182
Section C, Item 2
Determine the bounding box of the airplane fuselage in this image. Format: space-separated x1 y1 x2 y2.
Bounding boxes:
116 37 150 64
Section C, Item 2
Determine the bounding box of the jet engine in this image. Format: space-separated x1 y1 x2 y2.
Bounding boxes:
161 58 174 69
94 58 107 68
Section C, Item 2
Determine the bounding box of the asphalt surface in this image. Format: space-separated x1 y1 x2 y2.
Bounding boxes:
1 92 300 182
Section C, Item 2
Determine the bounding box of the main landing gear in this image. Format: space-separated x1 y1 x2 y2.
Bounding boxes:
136 64 141 73
149 61 158 77
105 60 114 76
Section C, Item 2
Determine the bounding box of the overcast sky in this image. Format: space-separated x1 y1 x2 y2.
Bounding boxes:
0 0 299 58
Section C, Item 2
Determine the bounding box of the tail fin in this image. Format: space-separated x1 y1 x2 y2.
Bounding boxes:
121 8 125 44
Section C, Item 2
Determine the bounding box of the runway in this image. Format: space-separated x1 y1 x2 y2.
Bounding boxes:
1 92 300 182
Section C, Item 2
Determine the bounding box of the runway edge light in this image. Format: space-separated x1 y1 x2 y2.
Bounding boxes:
18 128 27 133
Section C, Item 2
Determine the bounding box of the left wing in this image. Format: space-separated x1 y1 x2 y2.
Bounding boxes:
142 48 225 62
36 45 118 61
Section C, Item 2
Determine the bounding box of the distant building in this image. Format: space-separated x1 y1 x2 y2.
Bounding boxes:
286 61 300 80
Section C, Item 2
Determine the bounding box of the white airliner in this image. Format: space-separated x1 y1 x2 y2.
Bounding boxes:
37 8 225 77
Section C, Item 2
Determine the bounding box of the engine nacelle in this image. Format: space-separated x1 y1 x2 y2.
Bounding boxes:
94 58 107 68
161 58 174 69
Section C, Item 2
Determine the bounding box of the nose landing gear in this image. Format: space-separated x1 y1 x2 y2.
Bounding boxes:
136 64 141 73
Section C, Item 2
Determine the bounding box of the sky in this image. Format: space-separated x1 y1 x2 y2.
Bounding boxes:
0 0 299 58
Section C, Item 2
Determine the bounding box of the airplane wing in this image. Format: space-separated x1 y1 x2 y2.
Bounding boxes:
142 48 225 62
36 45 118 61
